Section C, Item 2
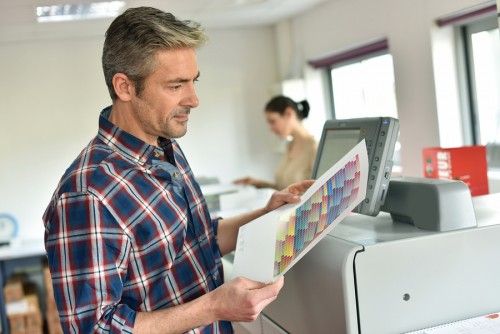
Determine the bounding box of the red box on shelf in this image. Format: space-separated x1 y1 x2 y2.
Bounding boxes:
422 145 489 196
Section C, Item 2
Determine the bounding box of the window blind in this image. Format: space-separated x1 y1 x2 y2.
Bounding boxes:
436 3 497 27
308 39 388 69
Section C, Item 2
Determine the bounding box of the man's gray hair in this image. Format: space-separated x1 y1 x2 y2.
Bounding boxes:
102 7 208 100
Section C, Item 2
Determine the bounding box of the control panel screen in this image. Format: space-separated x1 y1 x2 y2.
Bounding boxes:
314 128 361 178
311 117 399 216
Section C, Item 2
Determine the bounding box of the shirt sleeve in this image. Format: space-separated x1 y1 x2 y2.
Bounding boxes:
211 217 221 236
44 191 136 333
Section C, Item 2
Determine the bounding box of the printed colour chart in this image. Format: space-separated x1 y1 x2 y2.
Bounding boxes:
231 140 368 282
274 155 361 276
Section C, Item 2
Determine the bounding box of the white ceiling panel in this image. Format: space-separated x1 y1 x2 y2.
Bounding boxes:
0 0 329 41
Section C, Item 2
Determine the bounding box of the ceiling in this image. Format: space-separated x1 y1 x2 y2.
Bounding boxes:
0 0 329 41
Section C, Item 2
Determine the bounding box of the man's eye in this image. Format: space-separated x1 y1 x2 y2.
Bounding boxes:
170 85 181 90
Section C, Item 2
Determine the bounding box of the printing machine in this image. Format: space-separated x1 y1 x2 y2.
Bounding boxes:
229 117 500 333
229 190 500 334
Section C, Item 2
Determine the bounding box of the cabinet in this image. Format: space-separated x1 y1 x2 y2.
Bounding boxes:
0 239 46 334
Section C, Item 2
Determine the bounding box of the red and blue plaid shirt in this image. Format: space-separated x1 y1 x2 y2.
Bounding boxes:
43 107 233 333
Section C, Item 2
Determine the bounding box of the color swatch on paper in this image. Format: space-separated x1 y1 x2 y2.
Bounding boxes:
274 154 362 276
231 140 367 282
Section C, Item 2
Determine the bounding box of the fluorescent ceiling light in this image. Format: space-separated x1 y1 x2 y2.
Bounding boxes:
36 1 125 23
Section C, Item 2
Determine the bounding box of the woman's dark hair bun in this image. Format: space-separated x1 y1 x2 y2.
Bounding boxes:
265 95 310 120
297 100 310 120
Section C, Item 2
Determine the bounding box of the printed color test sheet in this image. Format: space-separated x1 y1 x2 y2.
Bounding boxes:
231 140 368 282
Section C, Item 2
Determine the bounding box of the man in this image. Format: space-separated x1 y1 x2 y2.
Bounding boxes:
43 6 312 334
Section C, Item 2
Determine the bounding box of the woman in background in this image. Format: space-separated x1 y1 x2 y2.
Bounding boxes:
235 95 318 190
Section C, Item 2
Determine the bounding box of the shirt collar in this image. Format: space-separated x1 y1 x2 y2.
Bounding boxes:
97 106 161 166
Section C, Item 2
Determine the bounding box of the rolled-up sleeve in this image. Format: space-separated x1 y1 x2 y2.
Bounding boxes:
44 191 135 334
211 217 222 236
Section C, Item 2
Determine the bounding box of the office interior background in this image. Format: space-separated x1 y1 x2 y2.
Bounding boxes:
0 0 499 241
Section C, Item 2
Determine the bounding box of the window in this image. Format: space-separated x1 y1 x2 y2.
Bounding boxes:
329 52 400 169
329 53 398 120
462 16 500 167
309 39 400 169
435 3 500 169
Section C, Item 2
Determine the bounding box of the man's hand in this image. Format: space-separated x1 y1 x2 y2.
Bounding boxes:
208 276 285 322
263 180 314 213
135 276 284 333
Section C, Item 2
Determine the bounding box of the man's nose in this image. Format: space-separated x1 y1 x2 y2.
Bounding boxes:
182 84 199 108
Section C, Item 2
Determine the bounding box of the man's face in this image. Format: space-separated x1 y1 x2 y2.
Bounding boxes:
131 48 200 140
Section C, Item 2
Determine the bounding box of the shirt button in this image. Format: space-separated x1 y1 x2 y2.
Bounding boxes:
173 172 179 178
154 151 161 158
198 235 205 243
212 273 218 281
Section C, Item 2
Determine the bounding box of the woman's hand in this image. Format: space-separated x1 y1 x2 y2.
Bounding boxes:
233 177 257 186
233 177 274 189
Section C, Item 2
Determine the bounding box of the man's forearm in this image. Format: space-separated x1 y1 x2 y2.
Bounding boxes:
134 292 214 334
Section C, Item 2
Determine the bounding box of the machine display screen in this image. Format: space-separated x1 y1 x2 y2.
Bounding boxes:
311 117 399 216
313 128 361 178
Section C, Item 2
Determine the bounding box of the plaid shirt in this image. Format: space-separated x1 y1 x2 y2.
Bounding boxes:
43 107 233 334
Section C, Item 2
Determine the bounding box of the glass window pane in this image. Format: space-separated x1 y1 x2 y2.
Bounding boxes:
470 27 500 145
330 54 398 120
329 53 400 170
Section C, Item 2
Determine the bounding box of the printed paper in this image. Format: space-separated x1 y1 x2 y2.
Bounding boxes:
231 140 368 282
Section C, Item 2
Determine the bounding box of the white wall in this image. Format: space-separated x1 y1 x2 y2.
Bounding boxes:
0 26 280 239
284 0 489 177
0 37 109 239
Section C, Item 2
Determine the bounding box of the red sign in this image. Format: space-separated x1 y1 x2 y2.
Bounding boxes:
423 146 489 196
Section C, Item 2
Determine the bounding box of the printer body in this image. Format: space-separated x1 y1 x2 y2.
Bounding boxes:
230 193 500 334
256 195 500 334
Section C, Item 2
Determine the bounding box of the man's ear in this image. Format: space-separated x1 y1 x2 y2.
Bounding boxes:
112 73 134 102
